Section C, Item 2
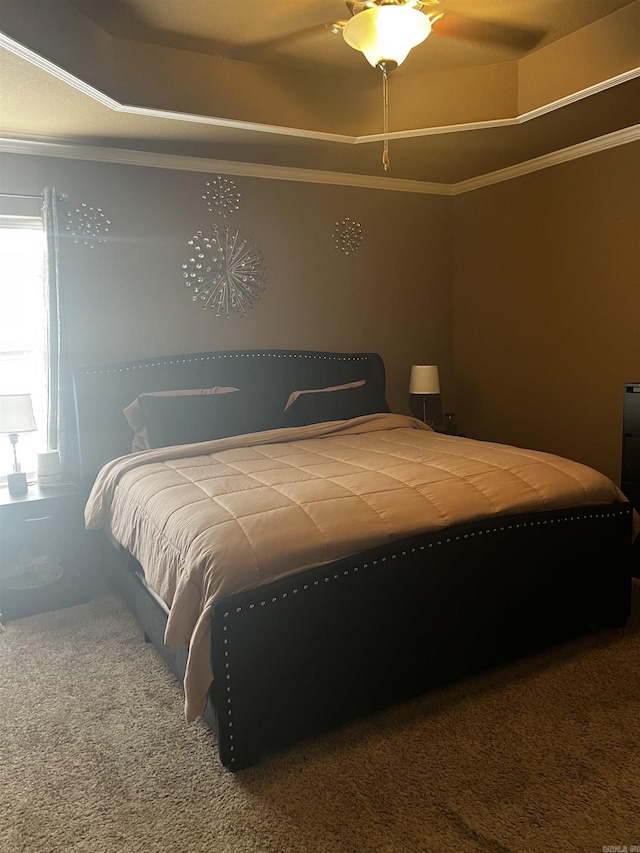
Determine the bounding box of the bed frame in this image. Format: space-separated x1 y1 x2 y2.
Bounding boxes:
73 349 633 771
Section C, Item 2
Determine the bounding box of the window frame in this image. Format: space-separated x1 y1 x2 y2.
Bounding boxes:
0 212 48 485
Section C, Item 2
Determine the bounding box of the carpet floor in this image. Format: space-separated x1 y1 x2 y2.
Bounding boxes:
1 582 639 853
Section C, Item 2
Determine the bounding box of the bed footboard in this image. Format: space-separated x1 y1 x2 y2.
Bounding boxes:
210 504 632 770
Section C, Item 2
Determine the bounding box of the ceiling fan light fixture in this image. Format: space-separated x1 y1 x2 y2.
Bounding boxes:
343 5 433 69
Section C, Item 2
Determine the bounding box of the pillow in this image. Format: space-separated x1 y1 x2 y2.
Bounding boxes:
136 391 252 449
284 380 366 411
123 387 238 451
279 381 390 429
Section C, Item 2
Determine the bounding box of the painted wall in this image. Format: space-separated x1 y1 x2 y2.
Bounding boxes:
2 142 637 484
452 143 640 482
0 153 453 417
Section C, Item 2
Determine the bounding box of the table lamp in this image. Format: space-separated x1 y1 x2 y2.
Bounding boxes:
409 365 441 427
0 394 37 496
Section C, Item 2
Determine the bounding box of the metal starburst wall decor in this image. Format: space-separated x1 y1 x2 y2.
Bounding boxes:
202 176 241 218
65 203 111 247
181 225 267 318
334 217 363 255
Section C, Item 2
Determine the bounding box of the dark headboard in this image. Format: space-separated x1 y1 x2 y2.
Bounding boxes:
73 349 387 490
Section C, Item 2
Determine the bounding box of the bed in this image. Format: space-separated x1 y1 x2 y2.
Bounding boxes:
73 348 634 770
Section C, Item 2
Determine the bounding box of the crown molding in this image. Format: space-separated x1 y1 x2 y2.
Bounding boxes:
2 31 639 147
0 32 355 144
451 126 640 195
0 137 453 195
1 128 638 195
357 68 640 144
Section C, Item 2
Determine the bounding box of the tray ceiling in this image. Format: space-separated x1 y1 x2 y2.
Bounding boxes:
0 0 638 186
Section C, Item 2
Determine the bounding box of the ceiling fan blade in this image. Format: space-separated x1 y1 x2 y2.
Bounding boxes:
434 11 547 52
68 0 335 62
212 22 338 63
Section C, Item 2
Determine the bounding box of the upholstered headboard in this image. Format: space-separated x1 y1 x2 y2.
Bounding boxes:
72 349 388 489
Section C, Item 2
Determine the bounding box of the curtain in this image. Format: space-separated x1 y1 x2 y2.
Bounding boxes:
42 188 74 480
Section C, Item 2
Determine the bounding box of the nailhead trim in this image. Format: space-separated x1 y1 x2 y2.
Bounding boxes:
79 351 370 376
220 506 629 764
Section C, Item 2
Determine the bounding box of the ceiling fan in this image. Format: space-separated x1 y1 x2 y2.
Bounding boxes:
214 0 546 66
336 0 547 57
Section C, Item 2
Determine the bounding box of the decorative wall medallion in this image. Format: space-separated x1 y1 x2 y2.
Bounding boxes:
202 176 241 218
181 225 267 318
334 217 363 255
64 203 111 248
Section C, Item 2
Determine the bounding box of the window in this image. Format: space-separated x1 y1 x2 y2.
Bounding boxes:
0 214 48 480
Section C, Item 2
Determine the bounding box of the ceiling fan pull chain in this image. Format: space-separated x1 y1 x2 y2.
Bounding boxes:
382 65 390 171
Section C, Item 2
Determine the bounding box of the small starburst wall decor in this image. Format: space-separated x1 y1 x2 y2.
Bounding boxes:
202 176 241 218
334 217 363 255
181 224 267 318
65 203 111 248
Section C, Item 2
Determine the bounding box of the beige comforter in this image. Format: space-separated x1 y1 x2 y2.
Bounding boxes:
85 413 627 720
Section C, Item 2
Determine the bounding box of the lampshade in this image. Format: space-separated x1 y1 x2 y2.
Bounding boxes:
409 365 440 395
343 5 433 69
0 394 37 433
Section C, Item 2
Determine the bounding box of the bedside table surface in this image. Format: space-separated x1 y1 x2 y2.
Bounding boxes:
0 482 82 507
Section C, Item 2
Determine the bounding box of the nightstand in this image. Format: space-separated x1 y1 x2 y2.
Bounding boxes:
0 482 91 623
